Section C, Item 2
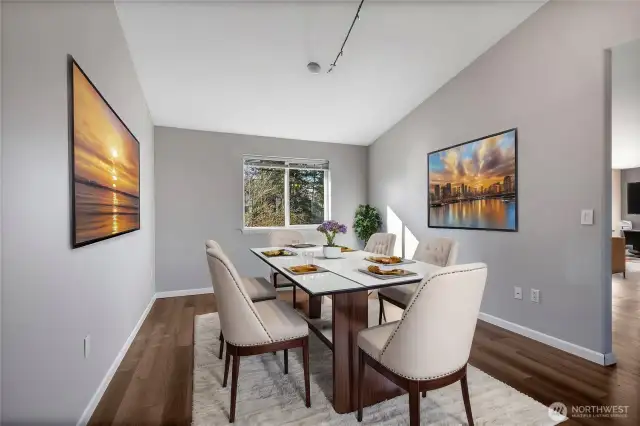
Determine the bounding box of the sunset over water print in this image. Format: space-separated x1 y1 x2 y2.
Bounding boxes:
428 129 517 231
72 60 140 247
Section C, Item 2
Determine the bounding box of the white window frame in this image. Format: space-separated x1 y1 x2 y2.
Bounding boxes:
242 155 331 233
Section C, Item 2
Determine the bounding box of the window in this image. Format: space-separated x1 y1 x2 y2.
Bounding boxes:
243 156 330 229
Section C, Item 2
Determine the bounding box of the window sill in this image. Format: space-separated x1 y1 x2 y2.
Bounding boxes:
239 225 320 235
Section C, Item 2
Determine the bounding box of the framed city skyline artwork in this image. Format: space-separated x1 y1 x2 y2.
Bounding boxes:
428 128 517 232
69 56 141 248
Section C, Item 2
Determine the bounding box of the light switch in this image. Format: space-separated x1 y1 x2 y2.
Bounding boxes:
581 209 594 225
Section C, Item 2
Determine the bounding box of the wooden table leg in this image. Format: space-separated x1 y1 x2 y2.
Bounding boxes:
308 295 322 319
332 291 404 413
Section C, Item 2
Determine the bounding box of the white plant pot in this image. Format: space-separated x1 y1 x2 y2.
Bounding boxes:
323 245 341 259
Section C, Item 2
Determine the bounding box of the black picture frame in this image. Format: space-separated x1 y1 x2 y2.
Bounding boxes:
427 128 518 232
68 55 141 248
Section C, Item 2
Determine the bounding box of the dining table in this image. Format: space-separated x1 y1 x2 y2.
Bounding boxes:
250 245 441 414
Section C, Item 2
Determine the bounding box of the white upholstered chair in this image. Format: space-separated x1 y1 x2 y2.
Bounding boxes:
268 229 306 247
378 237 459 324
267 230 306 288
413 237 459 267
358 263 487 426
205 240 276 359
364 232 397 255
206 247 310 422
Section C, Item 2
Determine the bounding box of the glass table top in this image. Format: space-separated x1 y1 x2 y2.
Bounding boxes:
250 247 441 296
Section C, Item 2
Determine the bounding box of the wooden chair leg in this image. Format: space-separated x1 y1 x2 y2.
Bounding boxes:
293 286 297 310
378 295 387 325
422 391 426 398
229 354 240 423
284 349 288 374
461 372 474 426
218 331 225 360
223 350 231 388
357 349 365 422
302 337 310 407
408 381 420 426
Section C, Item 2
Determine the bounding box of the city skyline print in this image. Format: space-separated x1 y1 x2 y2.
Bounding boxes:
70 58 141 247
428 128 517 231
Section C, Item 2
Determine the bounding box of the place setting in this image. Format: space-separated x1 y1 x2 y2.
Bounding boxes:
284 251 329 275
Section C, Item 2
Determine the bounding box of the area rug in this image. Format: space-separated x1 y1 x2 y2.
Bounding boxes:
193 301 563 425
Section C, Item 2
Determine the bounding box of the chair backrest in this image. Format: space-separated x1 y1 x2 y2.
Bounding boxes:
205 247 272 346
412 237 458 266
379 263 487 380
205 239 222 251
268 230 305 247
364 233 397 255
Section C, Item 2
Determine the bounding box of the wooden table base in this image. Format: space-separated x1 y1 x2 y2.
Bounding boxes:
331 291 404 413
308 295 322 319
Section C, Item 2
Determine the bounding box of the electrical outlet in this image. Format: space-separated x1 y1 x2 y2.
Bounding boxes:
531 289 540 304
84 334 91 359
514 286 523 300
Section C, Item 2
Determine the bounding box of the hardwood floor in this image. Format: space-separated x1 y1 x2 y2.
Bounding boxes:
89 281 640 425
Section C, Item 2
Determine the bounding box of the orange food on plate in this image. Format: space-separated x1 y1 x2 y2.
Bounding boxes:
290 264 318 273
367 265 406 276
369 256 402 264
263 249 293 257
340 246 354 252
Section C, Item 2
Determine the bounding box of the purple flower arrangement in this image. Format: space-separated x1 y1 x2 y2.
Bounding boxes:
317 220 347 246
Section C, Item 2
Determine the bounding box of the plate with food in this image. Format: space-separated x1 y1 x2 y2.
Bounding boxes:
364 255 415 266
339 246 357 252
358 265 418 280
286 243 317 249
286 264 328 275
262 249 297 257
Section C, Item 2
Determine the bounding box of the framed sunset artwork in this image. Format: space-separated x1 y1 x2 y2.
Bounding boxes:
428 128 518 232
68 56 141 248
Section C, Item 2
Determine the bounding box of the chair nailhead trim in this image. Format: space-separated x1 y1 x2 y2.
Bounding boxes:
381 363 466 381
228 332 309 347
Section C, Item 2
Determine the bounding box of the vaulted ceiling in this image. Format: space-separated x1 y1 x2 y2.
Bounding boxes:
116 0 544 145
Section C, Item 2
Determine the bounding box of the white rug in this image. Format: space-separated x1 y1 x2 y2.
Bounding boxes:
193 302 563 425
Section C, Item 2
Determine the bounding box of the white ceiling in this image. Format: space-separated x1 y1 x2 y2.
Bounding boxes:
116 0 544 145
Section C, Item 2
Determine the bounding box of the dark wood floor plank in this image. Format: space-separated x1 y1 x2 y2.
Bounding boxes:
162 345 194 426
178 307 195 347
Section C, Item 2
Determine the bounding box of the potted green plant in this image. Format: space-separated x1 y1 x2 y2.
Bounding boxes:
353 204 382 245
317 220 347 258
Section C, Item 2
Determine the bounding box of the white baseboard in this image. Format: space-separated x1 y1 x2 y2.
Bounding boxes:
603 351 617 366
155 287 213 298
77 295 156 426
478 312 614 366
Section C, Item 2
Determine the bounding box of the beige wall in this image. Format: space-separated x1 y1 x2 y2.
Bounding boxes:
369 1 640 355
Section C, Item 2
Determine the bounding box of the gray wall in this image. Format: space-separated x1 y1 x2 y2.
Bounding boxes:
0 2 3 419
621 167 640 227
613 170 621 235
2 2 155 423
612 39 640 169
369 1 640 354
154 127 367 292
